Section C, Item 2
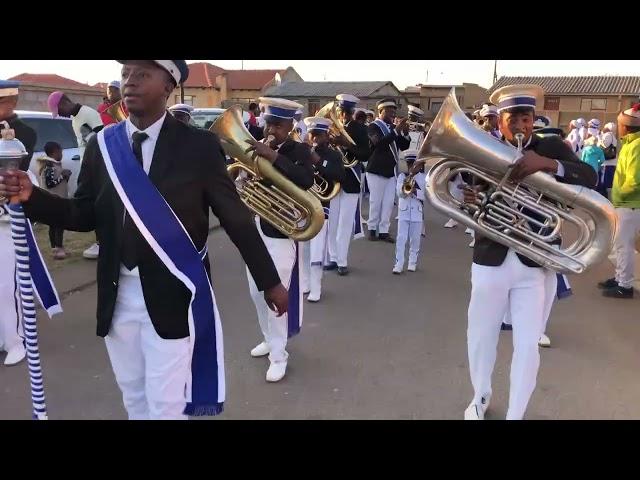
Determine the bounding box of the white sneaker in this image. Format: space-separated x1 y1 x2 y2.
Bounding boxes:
266 361 287 382
464 396 490 420
444 219 458 228
4 344 26 366
465 228 473 234
83 243 99 259
538 333 551 348
392 265 403 274
468 238 476 248
307 292 321 302
250 342 270 358
408 264 417 272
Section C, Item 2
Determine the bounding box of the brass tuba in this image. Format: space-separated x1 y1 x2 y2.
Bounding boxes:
211 105 324 242
419 88 618 274
317 101 358 168
104 100 128 123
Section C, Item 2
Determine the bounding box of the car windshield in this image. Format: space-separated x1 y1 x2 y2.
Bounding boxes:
19 117 78 151
191 111 224 130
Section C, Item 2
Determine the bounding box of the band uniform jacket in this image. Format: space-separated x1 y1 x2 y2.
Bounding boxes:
366 122 411 178
23 113 281 339
473 134 598 268
313 144 346 207
342 120 370 193
258 138 315 239
1 115 37 171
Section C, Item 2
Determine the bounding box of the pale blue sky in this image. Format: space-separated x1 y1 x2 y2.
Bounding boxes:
2 60 639 90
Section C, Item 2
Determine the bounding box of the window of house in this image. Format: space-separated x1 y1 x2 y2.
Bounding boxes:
581 98 606 111
430 100 443 112
308 100 320 116
176 95 195 106
544 97 560 111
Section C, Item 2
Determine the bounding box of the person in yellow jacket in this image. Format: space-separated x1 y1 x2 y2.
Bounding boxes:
598 104 640 298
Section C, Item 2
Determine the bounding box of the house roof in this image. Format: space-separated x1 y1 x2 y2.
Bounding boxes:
264 81 398 98
489 76 640 96
184 62 286 90
9 73 102 91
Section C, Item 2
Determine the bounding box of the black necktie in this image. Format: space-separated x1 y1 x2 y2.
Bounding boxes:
121 131 149 270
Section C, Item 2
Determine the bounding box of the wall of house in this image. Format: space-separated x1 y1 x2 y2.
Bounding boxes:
17 85 103 112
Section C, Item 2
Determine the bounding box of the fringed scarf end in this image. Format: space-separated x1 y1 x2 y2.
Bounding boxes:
184 402 224 417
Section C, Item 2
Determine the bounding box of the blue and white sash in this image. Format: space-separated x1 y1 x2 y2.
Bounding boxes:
98 123 224 416
25 219 62 317
353 194 364 239
288 242 302 338
373 119 399 165
556 273 572 299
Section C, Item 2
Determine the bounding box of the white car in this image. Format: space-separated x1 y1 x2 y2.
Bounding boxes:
191 108 225 130
16 110 82 196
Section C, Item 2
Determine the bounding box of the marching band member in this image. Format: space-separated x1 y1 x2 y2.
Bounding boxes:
304 116 345 301
97 80 127 126
597 122 618 198
365 110 374 125
2 60 287 419
0 79 37 366
293 108 307 139
168 103 194 125
480 103 500 138
407 104 426 150
325 94 370 276
245 97 314 382
365 98 410 242
566 119 584 156
462 84 597 420
393 150 425 274
588 118 601 139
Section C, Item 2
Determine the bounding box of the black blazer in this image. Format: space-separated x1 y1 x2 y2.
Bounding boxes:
259 138 315 239
365 121 410 178
473 134 598 268
3 115 37 171
342 120 370 193
314 144 346 207
24 114 281 339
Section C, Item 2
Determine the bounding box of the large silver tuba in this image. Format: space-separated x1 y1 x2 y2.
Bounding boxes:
419 88 617 274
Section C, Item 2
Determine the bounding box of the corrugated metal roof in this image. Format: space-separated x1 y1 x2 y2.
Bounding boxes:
264 81 397 98
9 73 102 91
489 76 640 96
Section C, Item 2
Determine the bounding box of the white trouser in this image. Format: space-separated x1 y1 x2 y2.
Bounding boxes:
300 241 310 292
467 250 546 420
309 220 329 295
395 219 422 268
366 173 396 234
247 222 297 363
328 191 360 267
503 268 557 334
0 223 23 352
614 208 640 289
105 270 191 420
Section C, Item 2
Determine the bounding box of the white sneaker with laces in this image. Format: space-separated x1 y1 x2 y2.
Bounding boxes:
392 265 403 274
464 396 490 420
4 344 26 366
538 333 551 348
250 342 270 357
407 264 417 272
83 243 100 259
465 227 473 235
266 361 287 382
444 219 458 228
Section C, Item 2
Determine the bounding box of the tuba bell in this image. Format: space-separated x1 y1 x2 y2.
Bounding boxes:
419 88 617 274
317 101 358 168
211 105 324 242
104 100 128 123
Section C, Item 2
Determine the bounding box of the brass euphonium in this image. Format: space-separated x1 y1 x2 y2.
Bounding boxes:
104 99 128 122
316 101 358 168
211 105 324 242
419 88 618 274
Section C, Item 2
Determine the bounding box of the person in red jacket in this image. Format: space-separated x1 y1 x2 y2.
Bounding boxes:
97 80 127 125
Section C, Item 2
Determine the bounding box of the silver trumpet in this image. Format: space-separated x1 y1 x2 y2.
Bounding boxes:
419 88 618 274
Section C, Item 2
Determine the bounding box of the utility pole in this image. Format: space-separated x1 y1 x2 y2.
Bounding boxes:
493 60 498 85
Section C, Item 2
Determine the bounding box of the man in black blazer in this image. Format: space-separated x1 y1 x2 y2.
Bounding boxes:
365 98 410 242
243 97 315 383
324 94 370 276
461 85 597 421
0 60 288 420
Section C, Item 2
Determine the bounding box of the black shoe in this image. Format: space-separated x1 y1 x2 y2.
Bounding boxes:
602 286 634 299
379 233 395 243
501 322 513 331
337 266 349 276
323 262 338 271
368 230 378 241
598 278 618 289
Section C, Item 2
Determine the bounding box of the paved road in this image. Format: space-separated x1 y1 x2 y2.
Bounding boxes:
2 207 639 420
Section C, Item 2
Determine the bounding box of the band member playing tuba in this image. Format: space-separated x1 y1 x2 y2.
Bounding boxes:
461 84 597 420
245 97 315 383
407 104 427 151
325 94 370 275
303 116 345 302
168 103 194 125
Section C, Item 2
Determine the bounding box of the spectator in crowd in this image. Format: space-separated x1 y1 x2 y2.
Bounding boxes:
97 80 126 126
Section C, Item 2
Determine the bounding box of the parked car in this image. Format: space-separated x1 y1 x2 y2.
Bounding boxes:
16 110 82 196
191 108 225 130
